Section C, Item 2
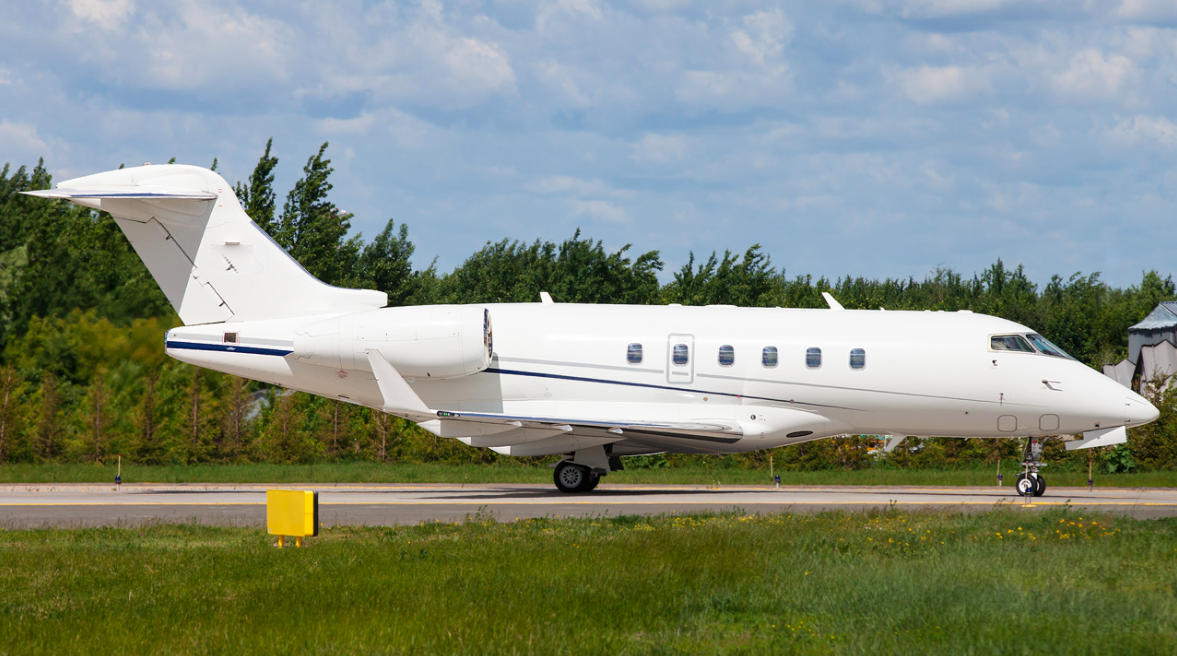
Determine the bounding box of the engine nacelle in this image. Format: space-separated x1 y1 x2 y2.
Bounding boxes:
292 305 493 379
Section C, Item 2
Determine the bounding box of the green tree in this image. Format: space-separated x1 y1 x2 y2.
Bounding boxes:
276 142 362 286
359 220 423 306
0 365 24 462
235 138 280 232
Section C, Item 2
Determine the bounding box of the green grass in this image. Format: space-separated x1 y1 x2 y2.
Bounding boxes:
3 461 1177 488
1 509 1175 654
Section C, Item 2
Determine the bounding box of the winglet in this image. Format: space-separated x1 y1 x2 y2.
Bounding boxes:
365 349 432 418
822 292 844 311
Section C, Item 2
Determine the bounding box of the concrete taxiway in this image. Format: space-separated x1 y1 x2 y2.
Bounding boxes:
2 483 1176 527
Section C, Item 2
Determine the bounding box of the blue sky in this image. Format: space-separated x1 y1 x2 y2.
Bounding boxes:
2 0 1176 287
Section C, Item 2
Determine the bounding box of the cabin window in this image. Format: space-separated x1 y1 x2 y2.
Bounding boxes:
850 348 866 370
990 335 1034 353
718 345 735 367
762 346 778 368
672 343 689 366
1026 333 1074 360
806 347 822 369
627 343 643 365
223 332 239 344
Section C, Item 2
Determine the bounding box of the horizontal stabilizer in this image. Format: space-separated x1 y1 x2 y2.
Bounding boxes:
21 165 387 325
1065 426 1128 451
23 187 217 200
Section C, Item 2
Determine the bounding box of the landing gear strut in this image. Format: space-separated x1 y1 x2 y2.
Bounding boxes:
1015 437 1047 498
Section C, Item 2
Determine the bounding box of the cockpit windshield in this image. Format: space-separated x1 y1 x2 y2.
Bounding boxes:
990 333 1075 360
1025 333 1074 359
990 335 1034 352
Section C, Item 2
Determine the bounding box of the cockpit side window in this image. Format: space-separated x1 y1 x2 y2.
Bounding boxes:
1026 333 1074 360
990 335 1034 353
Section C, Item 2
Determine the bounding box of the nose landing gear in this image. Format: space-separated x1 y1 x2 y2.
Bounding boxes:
1015 437 1047 498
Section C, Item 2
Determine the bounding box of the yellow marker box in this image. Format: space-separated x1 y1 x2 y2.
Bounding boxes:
267 490 319 540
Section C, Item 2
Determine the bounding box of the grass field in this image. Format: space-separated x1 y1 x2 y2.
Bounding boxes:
3 461 1177 488
1 508 1174 654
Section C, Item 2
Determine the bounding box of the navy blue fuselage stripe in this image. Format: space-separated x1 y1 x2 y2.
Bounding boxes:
484 367 856 411
165 340 293 357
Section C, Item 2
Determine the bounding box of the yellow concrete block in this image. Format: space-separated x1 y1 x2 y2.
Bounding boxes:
267 490 319 538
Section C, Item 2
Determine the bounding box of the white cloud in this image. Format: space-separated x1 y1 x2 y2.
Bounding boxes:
897 65 990 104
530 176 632 198
66 0 134 30
632 133 689 164
0 120 49 154
320 113 377 134
1052 49 1136 99
731 9 791 70
4 0 1177 287
1106 115 1177 147
443 38 518 97
572 199 629 223
1114 0 1177 22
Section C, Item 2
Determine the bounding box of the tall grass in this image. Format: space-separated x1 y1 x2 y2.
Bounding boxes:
1 509 1174 654
2 461 1177 487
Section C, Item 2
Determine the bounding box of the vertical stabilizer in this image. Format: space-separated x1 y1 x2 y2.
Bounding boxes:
24 165 387 325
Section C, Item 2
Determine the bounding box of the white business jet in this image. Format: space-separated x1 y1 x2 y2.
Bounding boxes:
26 165 1159 495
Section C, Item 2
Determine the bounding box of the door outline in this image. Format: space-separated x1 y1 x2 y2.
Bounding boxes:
666 334 695 384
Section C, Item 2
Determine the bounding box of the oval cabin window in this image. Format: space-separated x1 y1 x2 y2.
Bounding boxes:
627 343 643 365
718 345 735 367
672 343 689 366
850 348 866 370
806 347 822 369
762 346 778 368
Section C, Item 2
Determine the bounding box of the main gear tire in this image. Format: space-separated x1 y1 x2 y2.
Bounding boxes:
554 461 593 493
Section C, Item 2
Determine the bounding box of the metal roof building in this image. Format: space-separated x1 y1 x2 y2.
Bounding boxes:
1129 301 1177 365
1106 301 1177 391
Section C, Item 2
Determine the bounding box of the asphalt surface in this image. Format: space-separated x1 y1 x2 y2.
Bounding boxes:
2 483 1176 527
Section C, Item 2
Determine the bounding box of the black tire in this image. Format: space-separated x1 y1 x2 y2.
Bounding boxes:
1015 473 1035 497
554 461 589 493
1033 474 1046 497
585 474 601 491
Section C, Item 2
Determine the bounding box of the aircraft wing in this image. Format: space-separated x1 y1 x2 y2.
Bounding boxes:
433 409 742 436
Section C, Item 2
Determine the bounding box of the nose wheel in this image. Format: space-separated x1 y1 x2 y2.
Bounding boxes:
1015 437 1047 498
1015 472 1046 497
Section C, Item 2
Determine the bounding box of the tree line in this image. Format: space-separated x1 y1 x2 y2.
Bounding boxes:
0 141 1174 471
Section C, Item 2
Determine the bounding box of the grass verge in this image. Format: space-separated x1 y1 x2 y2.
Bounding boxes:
1 508 1175 654
2 461 1177 487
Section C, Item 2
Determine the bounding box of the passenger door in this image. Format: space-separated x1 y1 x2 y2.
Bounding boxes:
666 334 695 384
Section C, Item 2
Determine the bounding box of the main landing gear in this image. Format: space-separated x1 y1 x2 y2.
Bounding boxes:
553 445 621 493
1015 436 1047 498
554 460 600 493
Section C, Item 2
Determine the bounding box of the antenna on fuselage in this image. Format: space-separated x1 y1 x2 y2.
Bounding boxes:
822 292 844 311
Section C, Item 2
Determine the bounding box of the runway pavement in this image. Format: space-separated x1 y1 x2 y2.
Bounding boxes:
3 482 1177 527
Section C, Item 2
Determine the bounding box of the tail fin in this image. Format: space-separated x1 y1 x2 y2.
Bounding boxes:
24 165 386 325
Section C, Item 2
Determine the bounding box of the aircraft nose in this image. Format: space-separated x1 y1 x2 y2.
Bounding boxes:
1125 392 1160 426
